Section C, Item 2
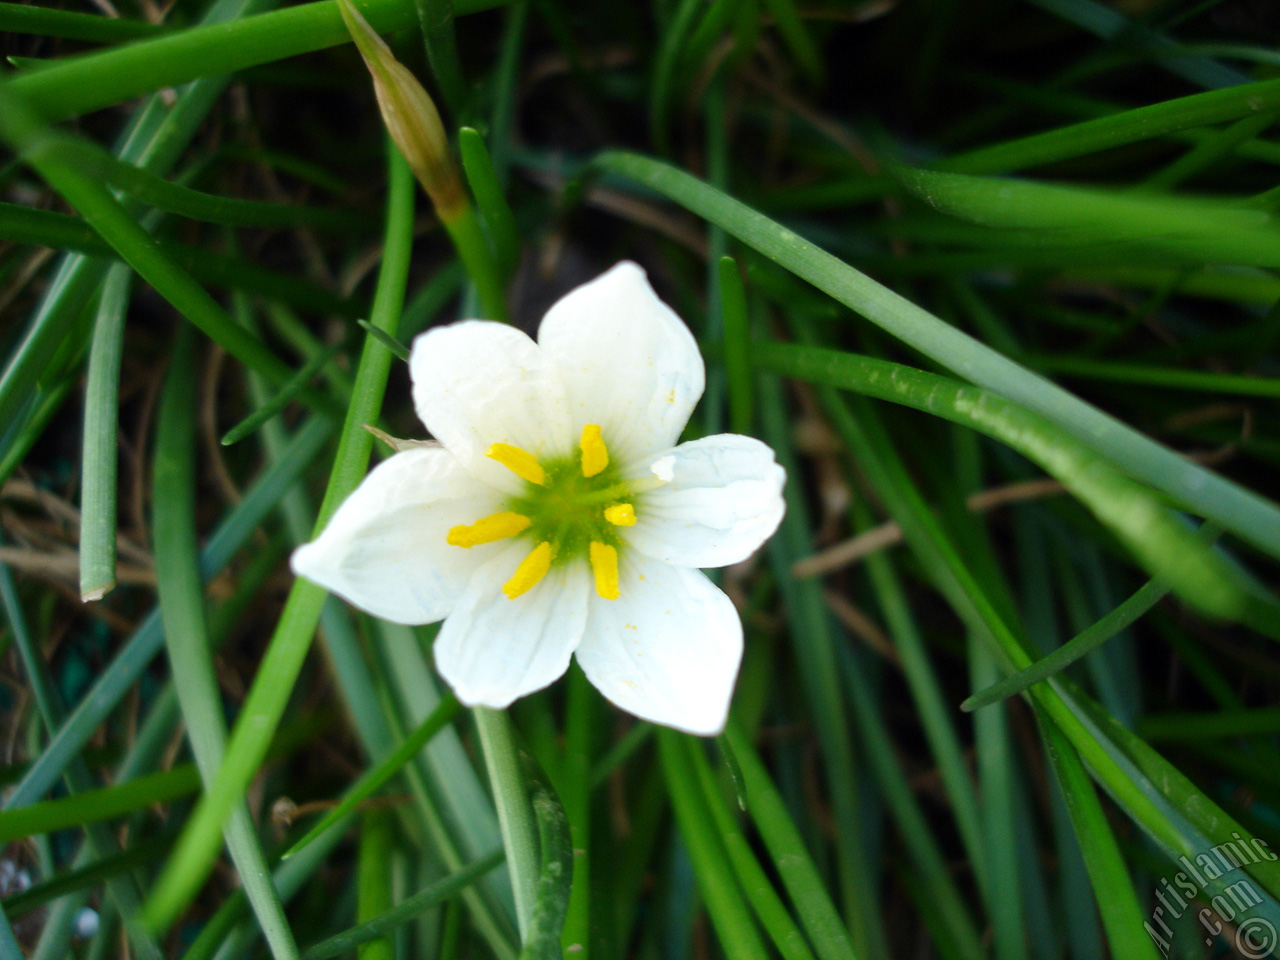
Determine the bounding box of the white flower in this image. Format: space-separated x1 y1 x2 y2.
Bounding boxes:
292 262 786 735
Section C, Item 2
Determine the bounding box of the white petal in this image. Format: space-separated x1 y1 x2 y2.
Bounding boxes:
292 447 506 624
538 262 705 464
627 435 786 568
434 546 590 708
410 320 573 493
575 556 742 735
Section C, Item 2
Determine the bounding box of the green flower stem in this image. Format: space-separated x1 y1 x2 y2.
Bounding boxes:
8 0 508 123
559 669 593 957
474 707 539 939
140 145 416 936
592 150 1280 567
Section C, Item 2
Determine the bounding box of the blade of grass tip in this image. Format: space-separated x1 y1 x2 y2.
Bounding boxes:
1038 718 1163 960
657 730 771 960
282 693 461 861
79 262 131 601
459 128 522 275
153 326 299 959
141 145 416 936
685 737 820 960
590 153 1280 565
474 708 540 940
300 850 505 960
355 319 410 361
222 335 348 445
5 415 332 809
357 809 395 960
719 257 754 437
962 565 1176 712
0 87 338 414
0 766 199 842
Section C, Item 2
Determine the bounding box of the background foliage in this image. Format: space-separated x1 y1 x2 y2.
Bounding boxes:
1 0 1279 958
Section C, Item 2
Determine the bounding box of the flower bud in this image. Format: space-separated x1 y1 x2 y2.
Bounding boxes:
337 0 466 220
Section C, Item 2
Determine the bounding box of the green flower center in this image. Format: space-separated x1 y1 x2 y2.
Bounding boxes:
446 425 642 600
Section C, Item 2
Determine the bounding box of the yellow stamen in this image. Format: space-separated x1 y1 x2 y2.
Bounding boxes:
486 442 545 485
589 541 620 601
503 542 552 599
604 503 636 527
580 424 609 478
447 511 531 548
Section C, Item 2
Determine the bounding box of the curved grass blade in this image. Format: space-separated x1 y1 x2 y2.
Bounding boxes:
591 152 1280 564
963 576 1171 712
222 336 348 445
153 327 299 959
141 146 416 936
754 340 1254 622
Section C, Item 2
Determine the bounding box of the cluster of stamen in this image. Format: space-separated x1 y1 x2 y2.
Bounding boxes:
446 425 641 601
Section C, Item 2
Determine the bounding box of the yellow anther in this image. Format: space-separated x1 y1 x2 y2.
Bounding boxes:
486 443 545 485
589 541 620 601
580 424 609 478
447 511 531 548
503 542 552 599
604 503 636 527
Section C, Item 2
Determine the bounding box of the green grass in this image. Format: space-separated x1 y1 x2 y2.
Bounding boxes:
2 1 1279 959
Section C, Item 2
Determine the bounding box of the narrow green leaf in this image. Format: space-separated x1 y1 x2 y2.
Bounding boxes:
222 336 347 445
79 263 131 600
459 127 521 274
591 151 1280 567
301 850 504 960
0 766 199 843
141 146 416 935
153 327 299 959
963 575 1171 712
